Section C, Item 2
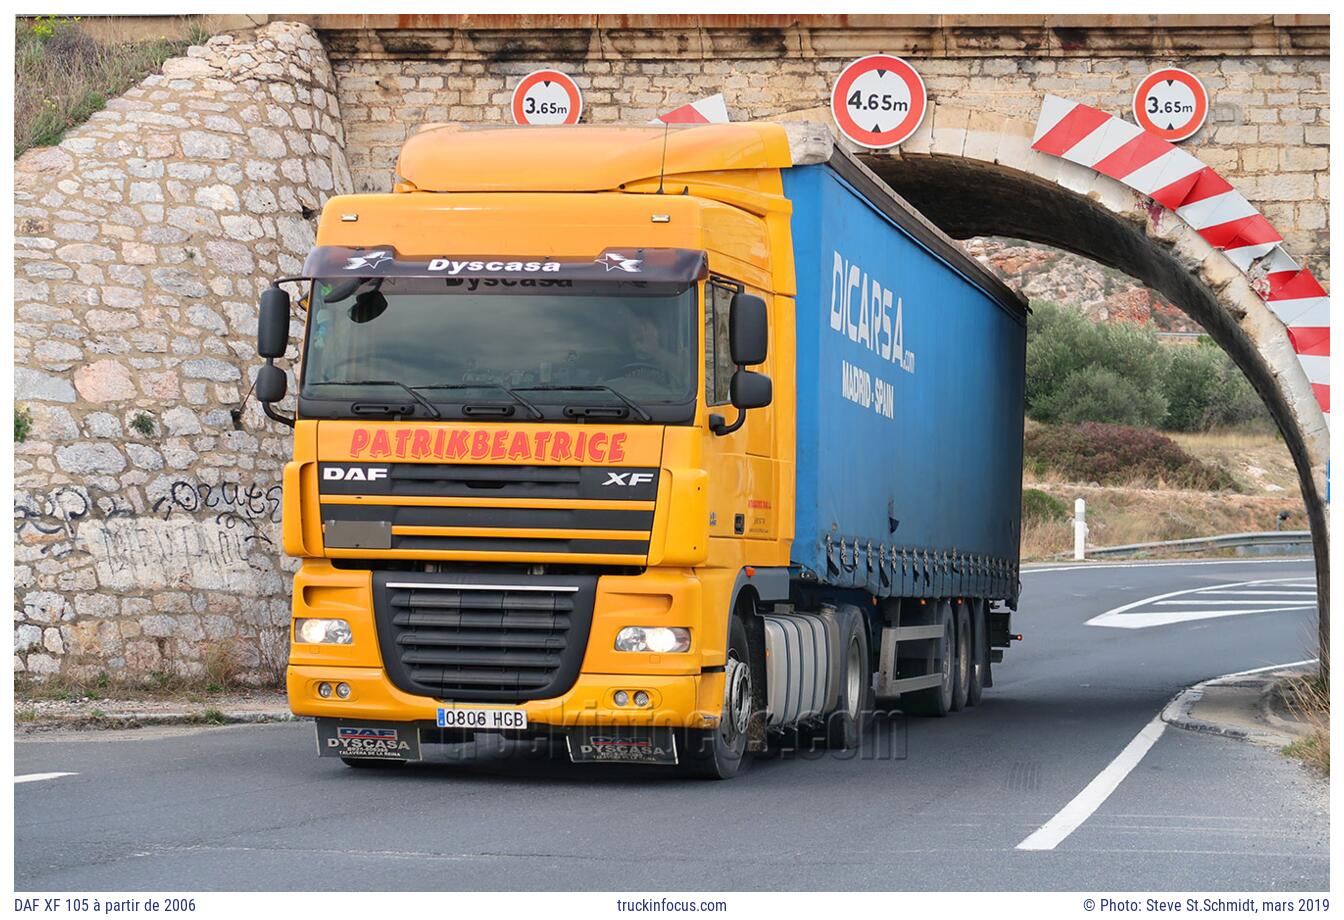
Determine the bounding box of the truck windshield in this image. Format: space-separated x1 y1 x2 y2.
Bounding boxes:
300 277 697 421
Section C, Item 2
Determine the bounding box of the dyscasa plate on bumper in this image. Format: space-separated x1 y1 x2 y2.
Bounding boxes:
316 719 422 761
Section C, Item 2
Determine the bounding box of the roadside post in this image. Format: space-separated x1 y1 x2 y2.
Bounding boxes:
1074 499 1088 561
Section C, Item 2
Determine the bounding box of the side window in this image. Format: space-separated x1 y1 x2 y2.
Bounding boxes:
706 281 736 405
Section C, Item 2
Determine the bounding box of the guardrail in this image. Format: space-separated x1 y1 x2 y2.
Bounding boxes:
1074 530 1313 559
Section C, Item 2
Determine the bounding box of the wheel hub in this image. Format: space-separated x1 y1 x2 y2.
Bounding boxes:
722 655 751 741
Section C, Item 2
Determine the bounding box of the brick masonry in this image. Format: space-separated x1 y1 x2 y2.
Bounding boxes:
327 23 1328 283
13 22 349 682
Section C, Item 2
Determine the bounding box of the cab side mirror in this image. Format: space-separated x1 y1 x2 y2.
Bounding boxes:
255 364 288 404
258 286 290 359
728 293 767 366
711 292 772 436
729 369 772 410
254 285 295 427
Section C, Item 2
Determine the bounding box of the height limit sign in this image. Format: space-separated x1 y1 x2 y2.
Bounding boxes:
511 69 583 125
1133 68 1208 142
831 54 927 149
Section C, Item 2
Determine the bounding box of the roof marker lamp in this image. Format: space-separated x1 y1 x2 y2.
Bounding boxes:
615 626 690 653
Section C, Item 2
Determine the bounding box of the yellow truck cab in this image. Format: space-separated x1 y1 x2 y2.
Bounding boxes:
253 122 1026 778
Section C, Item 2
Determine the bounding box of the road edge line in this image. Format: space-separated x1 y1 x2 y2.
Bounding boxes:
1014 657 1318 852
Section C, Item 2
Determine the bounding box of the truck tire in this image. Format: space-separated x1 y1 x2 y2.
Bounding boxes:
901 600 954 718
967 600 987 707
825 606 873 750
681 610 754 779
951 601 971 712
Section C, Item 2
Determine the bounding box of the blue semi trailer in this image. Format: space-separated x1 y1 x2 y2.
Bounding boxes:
761 124 1027 731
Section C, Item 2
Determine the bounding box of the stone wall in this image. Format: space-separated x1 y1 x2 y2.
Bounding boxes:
13 21 350 682
328 29 1329 284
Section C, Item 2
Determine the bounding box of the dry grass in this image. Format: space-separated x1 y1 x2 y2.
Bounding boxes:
14 665 259 703
1280 669 1329 776
15 16 209 157
1020 482 1306 560
1021 421 1307 560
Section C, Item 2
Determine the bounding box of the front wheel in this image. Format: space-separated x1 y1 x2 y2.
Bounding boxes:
681 610 755 779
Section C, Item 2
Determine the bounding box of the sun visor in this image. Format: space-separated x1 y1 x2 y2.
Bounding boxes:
300 246 709 285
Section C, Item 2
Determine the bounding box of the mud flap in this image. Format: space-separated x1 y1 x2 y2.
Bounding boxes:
316 718 422 762
566 727 678 765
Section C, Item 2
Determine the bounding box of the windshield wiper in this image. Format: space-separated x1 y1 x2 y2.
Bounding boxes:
414 384 544 420
309 379 441 420
513 384 653 423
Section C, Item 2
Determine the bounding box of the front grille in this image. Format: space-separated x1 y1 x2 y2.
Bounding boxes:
319 462 659 563
372 571 596 702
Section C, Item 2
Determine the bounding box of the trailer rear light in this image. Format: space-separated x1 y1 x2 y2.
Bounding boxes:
614 627 691 653
295 618 352 645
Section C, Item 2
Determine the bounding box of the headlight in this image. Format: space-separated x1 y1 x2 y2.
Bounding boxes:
614 626 690 653
295 618 352 645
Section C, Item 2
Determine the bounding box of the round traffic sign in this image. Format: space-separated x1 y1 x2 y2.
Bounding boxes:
511 69 583 126
830 54 927 149
1132 68 1208 142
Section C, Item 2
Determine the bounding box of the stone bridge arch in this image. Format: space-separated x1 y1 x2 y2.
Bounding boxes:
777 103 1329 640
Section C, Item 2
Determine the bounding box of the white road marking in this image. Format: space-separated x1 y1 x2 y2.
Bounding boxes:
1022 558 1313 575
1086 578 1315 629
1017 658 1318 852
15 772 78 784
1155 599 1314 606
1200 590 1317 596
1017 715 1166 851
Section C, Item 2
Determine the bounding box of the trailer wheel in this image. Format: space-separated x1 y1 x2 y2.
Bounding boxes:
901 600 954 717
824 606 873 750
681 609 754 779
966 600 987 707
951 601 971 711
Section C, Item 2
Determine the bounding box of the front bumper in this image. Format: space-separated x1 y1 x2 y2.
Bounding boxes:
288 664 724 730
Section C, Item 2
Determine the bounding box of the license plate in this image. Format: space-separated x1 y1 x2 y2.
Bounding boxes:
436 707 529 730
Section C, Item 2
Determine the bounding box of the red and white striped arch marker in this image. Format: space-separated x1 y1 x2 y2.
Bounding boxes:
1032 94 1329 422
652 93 729 125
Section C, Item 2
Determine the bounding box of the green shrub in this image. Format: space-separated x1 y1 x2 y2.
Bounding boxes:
1025 421 1240 491
15 406 33 443
1026 302 1170 428
1026 301 1271 432
1033 365 1168 429
1022 488 1068 524
1161 341 1268 432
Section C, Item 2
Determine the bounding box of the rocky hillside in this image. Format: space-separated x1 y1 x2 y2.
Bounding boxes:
966 237 1201 333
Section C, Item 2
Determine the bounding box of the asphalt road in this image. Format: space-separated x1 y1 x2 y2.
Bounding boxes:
15 558 1327 891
